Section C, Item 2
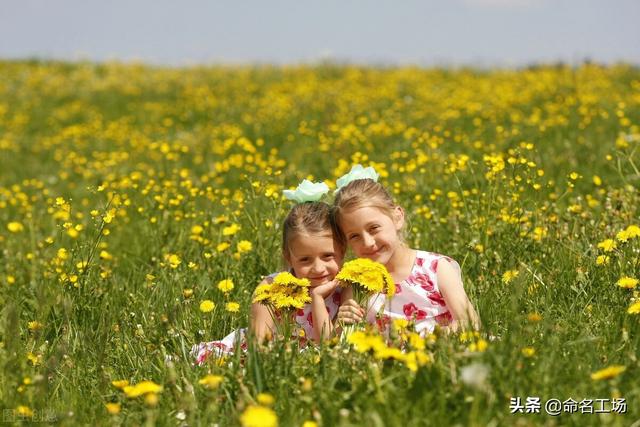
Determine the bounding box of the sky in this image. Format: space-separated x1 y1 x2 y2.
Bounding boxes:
1 0 639 67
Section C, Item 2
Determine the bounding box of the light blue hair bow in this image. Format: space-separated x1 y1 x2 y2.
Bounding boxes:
335 164 379 192
282 179 330 203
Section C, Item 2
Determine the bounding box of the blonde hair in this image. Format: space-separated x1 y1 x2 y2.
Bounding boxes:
282 202 346 262
332 179 407 241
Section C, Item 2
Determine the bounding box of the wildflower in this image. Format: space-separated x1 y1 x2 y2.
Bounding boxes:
123 380 163 398
596 239 617 252
183 288 194 298
199 300 215 313
105 402 121 414
198 374 224 389
240 405 278 427
527 312 542 322
111 380 129 389
222 223 240 236
145 393 159 406
590 365 626 381
347 330 386 354
501 269 519 284
302 422 318 427
16 406 34 418
252 272 311 310
616 277 638 289
165 253 181 268
237 240 253 254
596 255 610 265
191 225 204 235
521 347 536 357
217 242 231 252
226 302 240 313
217 279 234 293
257 393 275 406
27 321 43 331
336 258 395 299
7 222 24 233
592 175 602 186
627 301 640 314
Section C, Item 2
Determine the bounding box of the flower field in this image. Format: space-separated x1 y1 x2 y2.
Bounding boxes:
0 60 639 425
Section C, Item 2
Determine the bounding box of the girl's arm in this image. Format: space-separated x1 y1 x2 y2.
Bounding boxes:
437 259 481 332
336 285 365 326
249 279 276 342
309 280 339 342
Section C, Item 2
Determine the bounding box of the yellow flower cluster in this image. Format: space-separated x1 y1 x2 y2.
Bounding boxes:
336 258 395 297
347 330 431 372
252 272 311 310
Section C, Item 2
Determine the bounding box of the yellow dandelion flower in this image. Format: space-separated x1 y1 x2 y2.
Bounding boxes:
257 393 275 406
302 421 318 427
252 272 311 310
217 242 231 252
240 405 278 427
596 255 610 265
527 312 542 322
592 175 602 186
27 321 43 331
123 380 163 398
597 239 617 252
191 225 204 235
111 379 129 389
590 365 626 381
627 301 640 314
501 269 519 284
198 374 224 389
222 223 240 236
16 406 33 418
105 402 121 415
226 302 240 313
616 277 638 289
521 347 536 357
199 300 215 313
217 279 234 293
144 393 159 406
183 288 194 298
7 222 24 233
237 240 253 254
336 258 395 297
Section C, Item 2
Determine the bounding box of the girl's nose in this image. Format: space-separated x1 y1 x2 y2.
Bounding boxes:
310 259 323 273
362 232 375 248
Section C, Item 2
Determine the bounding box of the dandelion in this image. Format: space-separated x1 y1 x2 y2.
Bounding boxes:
165 253 181 268
521 347 536 357
105 402 121 414
237 240 253 254
527 312 542 322
590 365 626 381
191 225 203 235
596 255 610 265
226 302 240 313
257 393 275 406
183 288 194 298
252 272 311 310
501 269 519 284
217 242 231 252
596 239 617 252
16 406 34 418
222 223 240 236
616 277 638 289
199 300 215 313
302 422 318 427
198 374 224 389
111 380 129 389
627 301 640 314
218 279 234 293
123 380 163 398
240 405 278 427
27 321 43 331
7 222 24 233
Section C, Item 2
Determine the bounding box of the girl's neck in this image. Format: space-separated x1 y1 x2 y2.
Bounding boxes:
386 244 416 281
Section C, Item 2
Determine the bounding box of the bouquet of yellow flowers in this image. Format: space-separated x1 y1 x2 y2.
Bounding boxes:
336 258 395 328
253 272 312 310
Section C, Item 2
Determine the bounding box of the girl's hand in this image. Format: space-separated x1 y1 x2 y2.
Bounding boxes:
310 279 339 300
337 299 365 324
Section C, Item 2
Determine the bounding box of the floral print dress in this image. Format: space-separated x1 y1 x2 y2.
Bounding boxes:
191 271 342 365
366 251 460 335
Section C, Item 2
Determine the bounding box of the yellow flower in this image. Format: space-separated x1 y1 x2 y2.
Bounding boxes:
7 222 24 233
198 374 224 389
240 405 278 427
592 175 602 186
123 380 163 398
199 300 215 313
226 302 240 313
183 288 194 298
252 272 311 310
627 301 640 314
237 240 253 254
191 225 204 235
111 379 129 389
302 421 318 427
217 242 231 252
596 255 610 265
105 402 121 415
527 312 542 322
590 365 626 381
257 393 275 406
616 277 638 289
501 269 519 284
597 239 617 252
336 258 395 297
218 279 234 293
347 330 386 353
165 253 181 268
16 405 34 417
145 393 159 406
222 223 240 236
521 347 536 357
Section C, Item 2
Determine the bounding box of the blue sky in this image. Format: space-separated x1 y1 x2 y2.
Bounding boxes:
1 0 638 66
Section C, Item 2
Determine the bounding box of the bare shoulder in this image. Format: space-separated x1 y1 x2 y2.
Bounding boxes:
436 258 462 288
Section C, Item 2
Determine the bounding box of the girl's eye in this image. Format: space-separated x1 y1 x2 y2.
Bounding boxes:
322 254 334 260
348 234 359 241
370 225 380 231
299 258 310 263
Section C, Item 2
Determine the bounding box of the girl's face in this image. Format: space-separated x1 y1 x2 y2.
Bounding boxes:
287 232 343 286
339 206 404 266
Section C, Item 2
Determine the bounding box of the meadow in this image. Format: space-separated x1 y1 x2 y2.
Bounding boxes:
0 60 638 426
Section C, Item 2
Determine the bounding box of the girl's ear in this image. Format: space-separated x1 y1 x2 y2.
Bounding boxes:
393 206 405 231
